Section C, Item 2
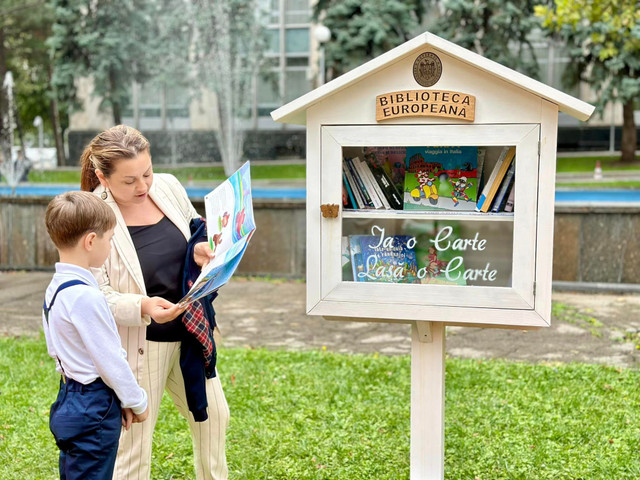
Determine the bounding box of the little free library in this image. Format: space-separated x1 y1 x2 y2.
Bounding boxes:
272 31 594 480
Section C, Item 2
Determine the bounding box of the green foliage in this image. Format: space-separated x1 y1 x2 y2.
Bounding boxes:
535 1 640 110
2 336 640 479
0 1 59 141
432 0 541 78
47 0 157 123
312 0 424 78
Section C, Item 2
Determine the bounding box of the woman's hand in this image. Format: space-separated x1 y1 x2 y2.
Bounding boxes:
141 296 186 323
194 241 216 268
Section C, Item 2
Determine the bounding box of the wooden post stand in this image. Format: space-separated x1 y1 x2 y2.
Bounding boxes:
411 322 445 480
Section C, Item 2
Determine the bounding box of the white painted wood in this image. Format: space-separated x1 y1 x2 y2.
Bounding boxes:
320 124 538 318
325 282 532 309
511 125 540 307
416 321 433 343
310 300 550 328
411 322 445 479
534 100 560 324
271 31 594 125
306 117 322 313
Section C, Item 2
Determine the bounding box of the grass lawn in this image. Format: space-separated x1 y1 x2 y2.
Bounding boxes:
556 181 640 189
556 155 640 173
26 164 306 184
1 336 640 479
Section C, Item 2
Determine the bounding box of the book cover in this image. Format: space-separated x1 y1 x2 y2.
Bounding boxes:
490 161 516 213
362 146 407 194
349 235 366 282
504 184 515 212
179 161 256 306
403 146 478 211
342 236 353 281
356 235 419 283
476 146 516 212
343 161 366 209
345 157 373 208
342 172 356 209
409 223 467 286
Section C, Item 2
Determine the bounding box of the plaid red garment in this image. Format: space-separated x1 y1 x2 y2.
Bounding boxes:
182 280 214 371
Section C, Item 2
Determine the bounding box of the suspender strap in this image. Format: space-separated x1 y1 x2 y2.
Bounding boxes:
43 280 88 322
43 279 88 382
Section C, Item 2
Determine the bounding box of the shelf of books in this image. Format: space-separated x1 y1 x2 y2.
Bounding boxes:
340 145 520 289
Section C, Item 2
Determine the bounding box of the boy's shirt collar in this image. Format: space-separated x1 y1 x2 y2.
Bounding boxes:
54 263 100 288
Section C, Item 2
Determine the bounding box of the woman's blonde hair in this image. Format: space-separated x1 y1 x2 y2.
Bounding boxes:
80 125 151 192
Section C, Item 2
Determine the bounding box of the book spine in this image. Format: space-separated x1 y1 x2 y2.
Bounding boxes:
346 158 373 207
353 157 383 209
342 172 357 209
476 146 509 212
343 162 365 209
480 146 516 213
371 166 403 210
490 161 516 213
504 184 515 212
360 159 391 209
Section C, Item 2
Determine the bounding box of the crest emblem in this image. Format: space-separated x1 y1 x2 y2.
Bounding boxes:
413 52 442 87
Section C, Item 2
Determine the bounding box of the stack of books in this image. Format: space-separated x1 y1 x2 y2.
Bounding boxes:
341 145 516 214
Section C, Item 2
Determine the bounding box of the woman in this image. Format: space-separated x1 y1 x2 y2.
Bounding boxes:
80 125 229 480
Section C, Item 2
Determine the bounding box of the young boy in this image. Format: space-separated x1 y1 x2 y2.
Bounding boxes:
43 191 148 479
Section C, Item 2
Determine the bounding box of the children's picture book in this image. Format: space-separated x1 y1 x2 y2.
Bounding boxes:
408 222 468 286
403 146 479 211
179 162 256 306
350 234 419 284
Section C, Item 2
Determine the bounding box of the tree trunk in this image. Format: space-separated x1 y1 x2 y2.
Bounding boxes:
0 26 8 164
48 63 66 166
109 70 121 125
621 99 637 163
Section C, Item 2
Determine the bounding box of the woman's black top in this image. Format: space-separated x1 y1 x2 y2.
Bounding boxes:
128 216 188 342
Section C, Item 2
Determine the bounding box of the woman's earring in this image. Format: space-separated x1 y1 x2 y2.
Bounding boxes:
101 191 108 200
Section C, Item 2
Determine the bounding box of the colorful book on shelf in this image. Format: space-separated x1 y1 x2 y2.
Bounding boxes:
342 172 356 209
490 160 516 213
403 146 478 211
341 236 353 281
345 157 374 208
476 146 516 213
362 146 407 194
360 153 403 210
503 184 515 212
476 147 487 195
343 162 366 209
349 235 366 282
354 235 419 283
353 157 386 209
409 223 467 286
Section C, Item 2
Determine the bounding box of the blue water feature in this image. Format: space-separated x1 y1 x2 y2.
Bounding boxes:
1 185 639 203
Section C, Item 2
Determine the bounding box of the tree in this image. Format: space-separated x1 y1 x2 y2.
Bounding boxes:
431 0 541 78
312 0 424 80
536 0 640 163
192 0 267 175
48 0 155 125
0 1 64 163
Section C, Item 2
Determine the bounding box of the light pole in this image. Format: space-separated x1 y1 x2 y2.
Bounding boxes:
314 24 331 86
33 116 43 149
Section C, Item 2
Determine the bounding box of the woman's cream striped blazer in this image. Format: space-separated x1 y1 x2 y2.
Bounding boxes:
91 173 200 382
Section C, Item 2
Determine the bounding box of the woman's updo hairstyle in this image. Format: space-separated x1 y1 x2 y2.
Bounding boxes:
80 125 151 192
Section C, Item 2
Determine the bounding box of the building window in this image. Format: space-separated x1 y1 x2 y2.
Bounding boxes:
256 0 312 127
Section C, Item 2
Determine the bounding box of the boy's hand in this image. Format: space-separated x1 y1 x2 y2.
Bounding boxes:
122 408 134 430
133 406 149 423
142 297 186 324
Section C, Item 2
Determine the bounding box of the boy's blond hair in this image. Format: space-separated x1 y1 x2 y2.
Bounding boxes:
45 191 116 249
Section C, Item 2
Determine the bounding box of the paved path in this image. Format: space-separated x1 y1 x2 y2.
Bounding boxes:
2 271 639 367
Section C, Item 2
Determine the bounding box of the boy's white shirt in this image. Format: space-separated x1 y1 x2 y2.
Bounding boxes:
91 174 200 381
42 262 148 414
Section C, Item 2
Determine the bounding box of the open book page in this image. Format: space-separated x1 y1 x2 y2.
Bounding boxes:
179 161 256 306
